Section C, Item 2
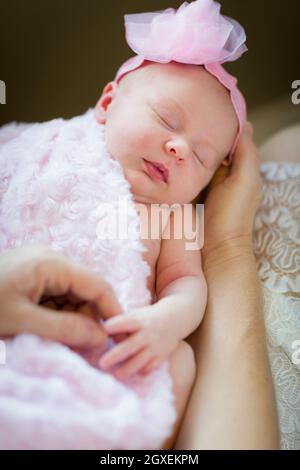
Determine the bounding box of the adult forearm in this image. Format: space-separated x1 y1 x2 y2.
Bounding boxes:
176 241 280 450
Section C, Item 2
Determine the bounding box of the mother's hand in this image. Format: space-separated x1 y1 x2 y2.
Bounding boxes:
202 122 262 258
0 246 123 348
176 123 279 450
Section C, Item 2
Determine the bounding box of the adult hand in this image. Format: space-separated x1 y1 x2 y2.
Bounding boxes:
201 122 262 259
177 124 279 451
0 245 123 348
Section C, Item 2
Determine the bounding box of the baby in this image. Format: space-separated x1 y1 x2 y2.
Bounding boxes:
0 0 248 448
44 0 244 419
92 49 244 445
89 8 248 444
93 0 247 389
95 60 239 378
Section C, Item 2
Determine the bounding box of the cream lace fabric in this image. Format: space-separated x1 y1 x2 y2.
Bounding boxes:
253 162 300 450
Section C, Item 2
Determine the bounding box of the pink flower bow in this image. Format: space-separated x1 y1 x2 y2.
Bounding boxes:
114 0 248 165
124 0 247 65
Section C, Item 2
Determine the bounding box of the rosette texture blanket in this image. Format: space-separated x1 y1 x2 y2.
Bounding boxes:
0 109 176 450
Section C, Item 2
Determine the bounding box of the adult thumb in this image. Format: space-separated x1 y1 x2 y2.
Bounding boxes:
230 123 260 180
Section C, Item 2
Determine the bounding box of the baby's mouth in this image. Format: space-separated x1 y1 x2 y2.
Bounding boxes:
142 159 168 184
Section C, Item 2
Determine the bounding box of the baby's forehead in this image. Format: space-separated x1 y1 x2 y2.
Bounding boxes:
120 62 238 162
122 62 237 126
136 63 230 102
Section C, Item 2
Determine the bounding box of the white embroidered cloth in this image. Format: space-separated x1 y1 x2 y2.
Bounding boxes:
253 162 300 450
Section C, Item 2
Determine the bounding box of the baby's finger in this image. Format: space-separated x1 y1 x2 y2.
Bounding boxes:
112 349 153 381
102 314 141 335
140 357 164 375
98 332 144 370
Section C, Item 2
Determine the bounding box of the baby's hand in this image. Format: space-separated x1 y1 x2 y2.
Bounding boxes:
98 304 180 380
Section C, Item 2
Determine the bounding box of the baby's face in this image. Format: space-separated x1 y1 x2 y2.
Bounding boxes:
95 62 238 205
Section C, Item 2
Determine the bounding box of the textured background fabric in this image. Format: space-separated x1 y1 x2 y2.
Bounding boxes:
253 162 300 450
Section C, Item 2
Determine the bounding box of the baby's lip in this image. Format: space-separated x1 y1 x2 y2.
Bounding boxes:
143 159 169 183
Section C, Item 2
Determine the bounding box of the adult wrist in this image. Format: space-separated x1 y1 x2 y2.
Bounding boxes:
202 235 256 273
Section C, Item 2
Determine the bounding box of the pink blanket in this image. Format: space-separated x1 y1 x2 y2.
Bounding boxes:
0 109 176 449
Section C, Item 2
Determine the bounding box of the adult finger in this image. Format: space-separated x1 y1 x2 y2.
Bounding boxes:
207 164 229 190
12 301 109 349
230 124 260 180
40 258 123 321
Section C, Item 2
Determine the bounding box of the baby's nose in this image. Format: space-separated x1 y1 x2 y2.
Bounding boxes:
165 138 189 163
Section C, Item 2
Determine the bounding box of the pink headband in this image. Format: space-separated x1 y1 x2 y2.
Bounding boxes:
114 0 248 166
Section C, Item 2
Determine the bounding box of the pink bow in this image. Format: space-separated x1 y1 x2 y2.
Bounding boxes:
114 0 248 165
124 0 247 66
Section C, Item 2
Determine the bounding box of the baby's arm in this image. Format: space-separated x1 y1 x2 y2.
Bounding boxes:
99 205 207 379
154 205 207 341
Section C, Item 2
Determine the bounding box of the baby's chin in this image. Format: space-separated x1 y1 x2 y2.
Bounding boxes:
123 168 203 205
122 168 156 203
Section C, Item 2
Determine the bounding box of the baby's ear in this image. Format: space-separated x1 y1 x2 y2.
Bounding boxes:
94 81 119 124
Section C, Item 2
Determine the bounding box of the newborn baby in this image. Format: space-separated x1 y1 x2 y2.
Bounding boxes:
94 61 238 381
97 61 238 206
97 61 238 296
0 0 248 449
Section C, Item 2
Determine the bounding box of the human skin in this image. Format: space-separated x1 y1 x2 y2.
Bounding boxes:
0 122 280 449
95 60 240 379
95 61 238 205
174 241 280 449
97 121 278 450
172 123 280 450
0 246 124 348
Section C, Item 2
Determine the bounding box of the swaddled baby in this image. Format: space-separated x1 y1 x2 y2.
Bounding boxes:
0 0 248 447
95 60 240 383
94 0 248 385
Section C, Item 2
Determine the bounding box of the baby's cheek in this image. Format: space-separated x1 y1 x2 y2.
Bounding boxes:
130 123 161 156
109 107 162 158
106 122 134 162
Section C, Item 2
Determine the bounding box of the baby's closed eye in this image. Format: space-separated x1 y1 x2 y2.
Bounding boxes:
152 108 206 167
